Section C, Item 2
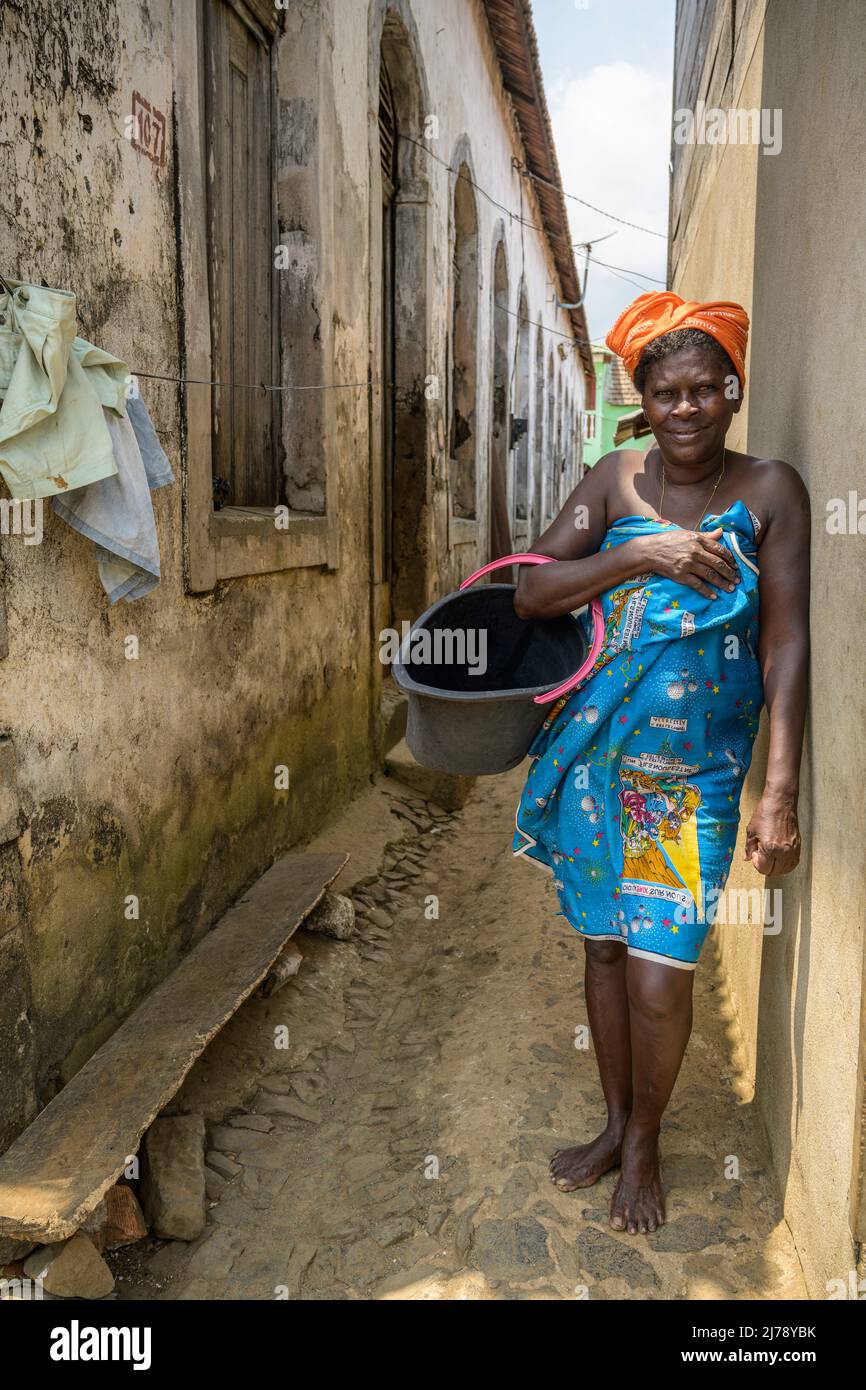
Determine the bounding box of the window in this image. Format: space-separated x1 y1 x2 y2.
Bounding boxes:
449 165 479 519
177 0 336 590
203 0 280 508
512 294 531 526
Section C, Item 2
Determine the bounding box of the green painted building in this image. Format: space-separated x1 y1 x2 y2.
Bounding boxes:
582 344 653 468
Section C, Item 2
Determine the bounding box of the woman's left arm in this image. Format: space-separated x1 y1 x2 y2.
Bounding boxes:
745 461 811 875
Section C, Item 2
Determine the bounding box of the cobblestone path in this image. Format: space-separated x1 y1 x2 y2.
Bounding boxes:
116 768 806 1301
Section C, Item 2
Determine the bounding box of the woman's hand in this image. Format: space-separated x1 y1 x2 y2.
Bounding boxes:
744 792 801 875
635 526 741 599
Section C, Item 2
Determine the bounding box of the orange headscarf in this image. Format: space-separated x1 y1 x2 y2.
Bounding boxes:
605 291 749 388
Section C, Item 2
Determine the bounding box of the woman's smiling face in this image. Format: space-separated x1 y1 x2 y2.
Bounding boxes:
641 344 742 465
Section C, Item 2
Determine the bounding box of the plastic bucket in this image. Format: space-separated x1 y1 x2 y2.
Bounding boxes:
392 553 605 776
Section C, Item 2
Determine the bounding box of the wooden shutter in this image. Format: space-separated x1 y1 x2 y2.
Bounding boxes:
378 62 398 202
204 0 278 507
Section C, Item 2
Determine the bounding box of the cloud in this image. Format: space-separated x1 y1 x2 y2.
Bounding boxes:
547 60 671 338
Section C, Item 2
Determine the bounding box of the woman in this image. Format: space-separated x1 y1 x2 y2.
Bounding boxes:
512 292 809 1234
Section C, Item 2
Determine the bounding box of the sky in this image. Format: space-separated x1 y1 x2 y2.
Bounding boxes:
532 0 675 343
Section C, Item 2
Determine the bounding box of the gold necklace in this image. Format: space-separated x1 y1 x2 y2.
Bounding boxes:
658 449 726 530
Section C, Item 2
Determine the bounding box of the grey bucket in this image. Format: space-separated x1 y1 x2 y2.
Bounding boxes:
392 581 590 777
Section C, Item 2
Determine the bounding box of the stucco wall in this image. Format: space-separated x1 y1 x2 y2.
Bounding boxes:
0 0 584 1150
671 0 866 1295
746 0 866 1298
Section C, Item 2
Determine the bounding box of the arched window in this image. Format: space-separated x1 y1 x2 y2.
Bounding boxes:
545 351 556 526
449 165 479 519
512 291 531 541
532 326 544 536
555 371 564 513
375 17 430 625
489 240 511 559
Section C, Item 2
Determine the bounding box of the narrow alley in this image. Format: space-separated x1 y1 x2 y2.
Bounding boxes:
4 0 866 1335
113 769 805 1302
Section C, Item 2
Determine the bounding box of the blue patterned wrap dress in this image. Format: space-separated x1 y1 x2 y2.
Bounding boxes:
513 500 763 969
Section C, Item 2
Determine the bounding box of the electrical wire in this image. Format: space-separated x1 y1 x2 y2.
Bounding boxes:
586 254 666 285
130 129 666 392
400 132 668 243
517 162 667 239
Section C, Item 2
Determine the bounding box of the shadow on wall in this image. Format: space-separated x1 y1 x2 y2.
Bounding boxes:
747 0 866 1277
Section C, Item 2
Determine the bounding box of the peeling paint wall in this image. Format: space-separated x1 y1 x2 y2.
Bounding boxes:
0 0 584 1150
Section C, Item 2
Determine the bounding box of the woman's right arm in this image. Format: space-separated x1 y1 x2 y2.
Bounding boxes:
514 454 644 620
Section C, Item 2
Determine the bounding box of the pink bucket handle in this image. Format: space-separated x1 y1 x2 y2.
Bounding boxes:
459 553 605 705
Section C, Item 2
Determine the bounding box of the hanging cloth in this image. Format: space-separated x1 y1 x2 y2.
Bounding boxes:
0 275 128 499
50 394 175 603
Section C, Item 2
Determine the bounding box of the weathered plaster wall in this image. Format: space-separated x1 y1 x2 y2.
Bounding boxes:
362 0 584 605
671 0 866 1295
0 0 584 1150
745 0 866 1299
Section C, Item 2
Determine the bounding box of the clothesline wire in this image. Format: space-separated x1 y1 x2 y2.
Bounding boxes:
130 133 665 394
131 370 379 393
130 307 597 397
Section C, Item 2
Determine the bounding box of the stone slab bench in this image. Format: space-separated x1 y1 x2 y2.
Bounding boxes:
0 850 348 1244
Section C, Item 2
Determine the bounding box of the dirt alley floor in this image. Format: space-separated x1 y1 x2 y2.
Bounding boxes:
115 764 807 1301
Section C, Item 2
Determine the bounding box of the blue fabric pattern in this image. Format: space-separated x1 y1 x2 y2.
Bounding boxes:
513 500 763 969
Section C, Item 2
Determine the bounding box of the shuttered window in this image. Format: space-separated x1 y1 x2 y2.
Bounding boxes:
378 63 398 199
203 0 280 508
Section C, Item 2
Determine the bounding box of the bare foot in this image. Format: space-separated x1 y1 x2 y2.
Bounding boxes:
549 1123 625 1192
609 1121 665 1233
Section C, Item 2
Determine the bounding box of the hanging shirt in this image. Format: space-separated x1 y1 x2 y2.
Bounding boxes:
0 279 129 499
